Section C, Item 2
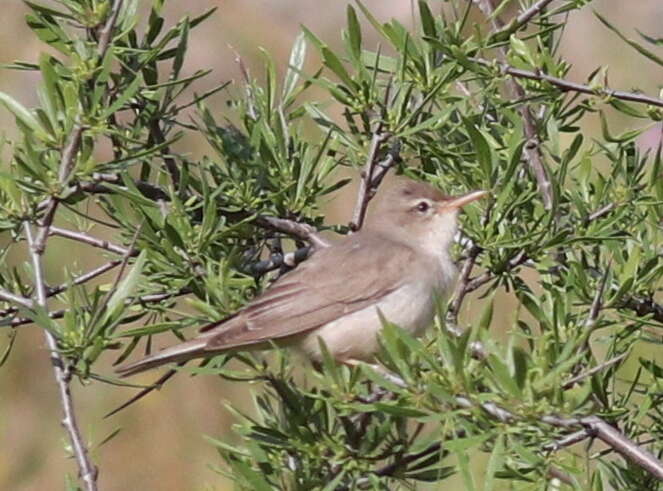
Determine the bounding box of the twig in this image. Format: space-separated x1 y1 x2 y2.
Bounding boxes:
104 365 180 418
542 429 590 452
0 289 33 310
97 0 123 58
7 289 189 328
49 227 132 256
584 266 609 331
350 132 391 231
476 0 554 210
24 223 98 491
34 126 85 252
368 140 402 195
562 352 628 390
148 119 180 186
472 58 663 109
0 261 122 320
584 203 616 225
373 441 443 478
36 174 169 212
255 216 330 249
491 0 558 39
542 414 663 480
375 369 663 480
447 244 483 326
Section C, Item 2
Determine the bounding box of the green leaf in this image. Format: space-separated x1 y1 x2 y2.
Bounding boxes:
102 250 148 325
101 74 143 118
0 92 51 141
484 433 505 491
509 35 536 67
418 1 437 38
321 46 356 91
172 17 190 79
346 5 362 60
595 11 663 66
488 354 521 397
282 32 307 103
463 117 494 181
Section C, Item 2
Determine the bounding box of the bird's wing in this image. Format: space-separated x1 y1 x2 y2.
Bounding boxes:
202 233 418 351
117 233 420 376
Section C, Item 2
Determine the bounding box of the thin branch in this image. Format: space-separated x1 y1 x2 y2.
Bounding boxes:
473 58 663 109
584 266 609 331
50 226 132 256
463 249 529 294
97 0 123 58
543 429 590 452
475 0 554 210
467 396 663 478
24 223 98 491
34 125 85 253
350 131 390 231
0 289 33 310
255 216 330 249
584 203 616 225
148 120 180 185
562 352 628 390
373 441 442 478
36 174 169 212
368 140 402 197
0 261 122 321
492 0 557 39
446 243 483 326
542 415 663 480
7 289 189 328
104 365 180 418
375 367 663 480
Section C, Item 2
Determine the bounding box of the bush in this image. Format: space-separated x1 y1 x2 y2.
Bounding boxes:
0 0 661 489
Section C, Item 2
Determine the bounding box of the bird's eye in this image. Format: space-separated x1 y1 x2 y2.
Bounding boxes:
415 200 430 213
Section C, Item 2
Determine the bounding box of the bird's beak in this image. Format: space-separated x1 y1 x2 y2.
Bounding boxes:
441 190 489 211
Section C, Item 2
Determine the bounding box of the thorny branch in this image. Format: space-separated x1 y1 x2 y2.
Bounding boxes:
350 131 389 231
561 352 628 390
475 0 553 210
97 0 123 58
0 289 33 310
7 289 189 328
24 223 99 491
0 260 121 319
255 216 330 249
540 414 663 481
473 58 663 109
9 5 130 487
50 226 133 255
490 0 558 39
460 394 663 479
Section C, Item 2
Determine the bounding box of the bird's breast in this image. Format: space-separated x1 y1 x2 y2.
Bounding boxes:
297 280 442 363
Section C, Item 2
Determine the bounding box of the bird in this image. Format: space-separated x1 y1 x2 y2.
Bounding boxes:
117 178 487 377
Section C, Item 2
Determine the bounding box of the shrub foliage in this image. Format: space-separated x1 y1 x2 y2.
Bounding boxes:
0 0 662 489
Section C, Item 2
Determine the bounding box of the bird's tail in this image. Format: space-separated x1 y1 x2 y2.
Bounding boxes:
116 336 210 377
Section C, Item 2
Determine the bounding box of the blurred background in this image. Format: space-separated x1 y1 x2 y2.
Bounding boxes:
0 1 661 489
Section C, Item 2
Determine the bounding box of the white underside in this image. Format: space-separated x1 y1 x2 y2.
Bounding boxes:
298 273 450 363
299 211 458 363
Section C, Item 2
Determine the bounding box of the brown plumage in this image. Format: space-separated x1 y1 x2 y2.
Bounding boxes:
117 178 487 377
